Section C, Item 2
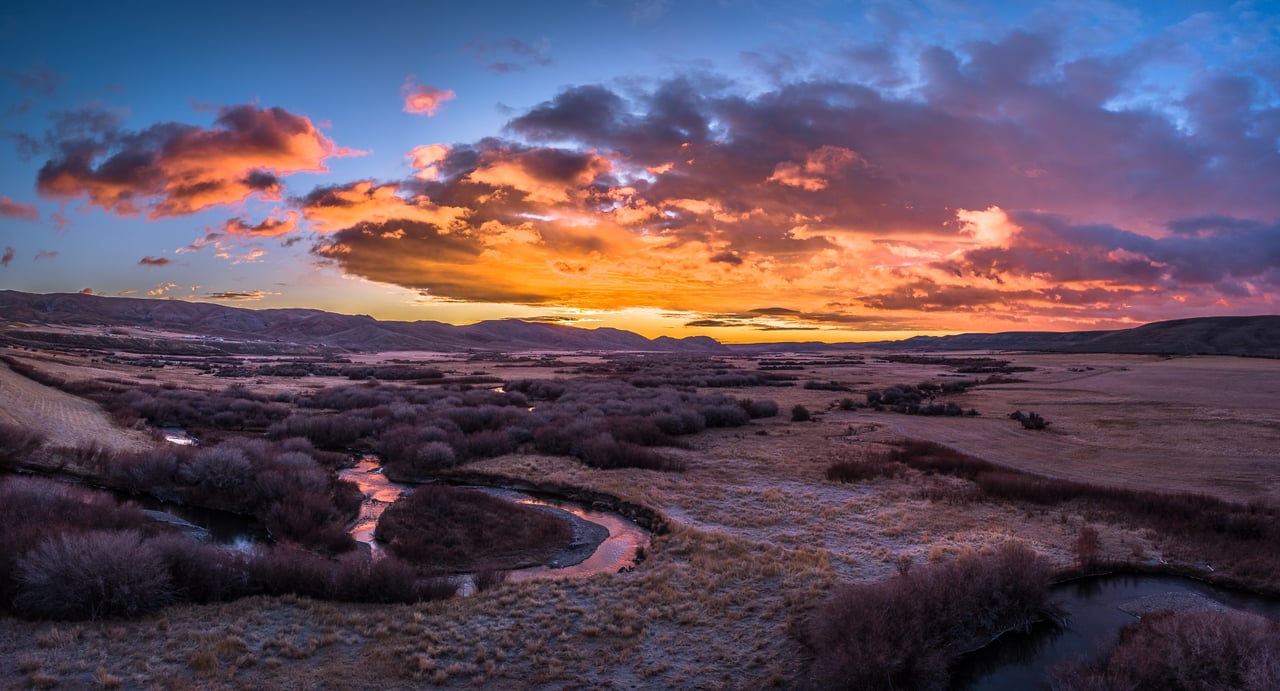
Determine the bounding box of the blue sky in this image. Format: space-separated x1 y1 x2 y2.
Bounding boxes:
1 1 1277 341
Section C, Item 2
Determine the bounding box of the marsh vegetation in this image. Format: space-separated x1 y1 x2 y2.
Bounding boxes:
1 343 1278 688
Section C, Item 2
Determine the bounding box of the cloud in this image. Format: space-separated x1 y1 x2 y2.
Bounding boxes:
221 212 299 238
80 288 92 295
34 250 58 261
402 76 456 116
466 38 552 72
1 247 13 267
205 290 271 301
0 196 38 221
35 104 358 218
1 63 62 94
301 23 1280 331
297 180 467 232
407 144 449 181
138 256 171 267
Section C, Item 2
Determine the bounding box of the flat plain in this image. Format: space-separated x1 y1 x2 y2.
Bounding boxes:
0 343 1276 688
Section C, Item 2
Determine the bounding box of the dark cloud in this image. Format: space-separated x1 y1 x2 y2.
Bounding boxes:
1 246 13 267
138 256 171 266
34 250 58 261
709 251 742 265
205 290 270 301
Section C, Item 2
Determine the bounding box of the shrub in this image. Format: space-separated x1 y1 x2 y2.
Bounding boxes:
804 542 1051 690
1010 410 1050 430
14 530 174 620
375 485 572 572
791 404 811 422
700 404 751 427
149 534 250 604
0 421 43 465
826 455 901 482
739 398 780 418
1051 609 1280 690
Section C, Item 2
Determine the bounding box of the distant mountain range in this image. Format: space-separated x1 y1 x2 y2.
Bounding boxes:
2 290 1277 357
0 290 726 354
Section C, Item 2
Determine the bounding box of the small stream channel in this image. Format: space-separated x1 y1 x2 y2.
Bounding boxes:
953 573 1280 689
338 455 650 594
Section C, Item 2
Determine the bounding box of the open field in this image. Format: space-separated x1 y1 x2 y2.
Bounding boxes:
0 359 151 454
0 342 1277 688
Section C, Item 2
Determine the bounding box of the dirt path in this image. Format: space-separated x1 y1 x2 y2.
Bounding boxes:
0 359 152 454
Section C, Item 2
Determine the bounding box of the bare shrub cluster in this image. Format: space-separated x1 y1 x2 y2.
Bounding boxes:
825 453 903 482
101 384 291 432
885 440 1280 590
864 383 976 416
114 437 360 553
568 353 798 387
0 421 44 467
264 377 774 477
802 542 1052 690
1051 609 1280 690
374 485 572 572
0 476 454 620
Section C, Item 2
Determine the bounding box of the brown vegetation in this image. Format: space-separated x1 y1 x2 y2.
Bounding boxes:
803 542 1052 690
1051 609 1280 690
374 485 573 572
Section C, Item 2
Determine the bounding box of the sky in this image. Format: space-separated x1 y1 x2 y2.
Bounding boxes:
1 0 1278 343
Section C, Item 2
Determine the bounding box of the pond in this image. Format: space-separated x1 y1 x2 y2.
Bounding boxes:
954 573 1280 689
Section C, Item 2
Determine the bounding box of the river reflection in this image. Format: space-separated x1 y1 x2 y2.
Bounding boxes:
954 573 1280 689
338 457 651 593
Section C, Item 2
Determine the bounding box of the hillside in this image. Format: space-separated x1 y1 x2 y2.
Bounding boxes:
0 291 727 354
2 291 1276 357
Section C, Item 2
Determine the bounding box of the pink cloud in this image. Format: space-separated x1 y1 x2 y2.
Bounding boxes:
402 76 456 116
0 196 39 221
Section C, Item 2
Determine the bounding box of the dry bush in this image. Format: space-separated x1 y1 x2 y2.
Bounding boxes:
0 477 157 610
14 530 174 620
0 421 45 466
148 534 251 604
825 454 902 483
803 542 1052 690
1051 609 1280 690
375 485 572 572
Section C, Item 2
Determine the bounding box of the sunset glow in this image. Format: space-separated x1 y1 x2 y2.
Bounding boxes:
2 1 1277 341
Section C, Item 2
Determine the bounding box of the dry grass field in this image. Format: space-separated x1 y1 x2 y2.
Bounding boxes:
0 358 151 454
0 342 1276 688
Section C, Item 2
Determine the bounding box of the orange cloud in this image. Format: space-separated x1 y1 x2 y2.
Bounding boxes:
407 144 450 180
221 212 300 238
0 196 39 221
767 145 864 190
466 147 612 205
402 76 456 116
299 180 468 233
36 105 357 218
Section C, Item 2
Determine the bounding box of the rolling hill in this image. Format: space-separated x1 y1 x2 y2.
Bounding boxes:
1 291 1276 357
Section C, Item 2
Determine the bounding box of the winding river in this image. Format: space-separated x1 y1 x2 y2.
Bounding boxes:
954 573 1280 689
338 456 650 593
